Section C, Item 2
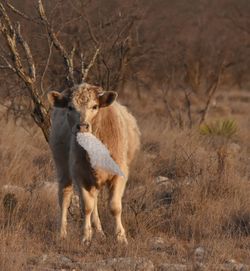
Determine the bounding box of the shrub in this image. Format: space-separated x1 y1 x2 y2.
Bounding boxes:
199 119 237 138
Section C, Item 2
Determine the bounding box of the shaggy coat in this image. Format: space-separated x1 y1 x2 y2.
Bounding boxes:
48 83 140 244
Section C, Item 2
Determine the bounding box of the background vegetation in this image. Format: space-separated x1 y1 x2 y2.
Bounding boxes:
0 0 249 270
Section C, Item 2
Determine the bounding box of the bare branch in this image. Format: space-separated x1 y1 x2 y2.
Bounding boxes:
80 52 85 83
223 3 250 36
101 57 111 90
16 22 36 80
6 1 38 23
55 15 82 36
0 65 12 70
0 21 27 83
0 55 15 72
0 2 15 35
38 0 75 86
161 85 178 127
83 47 100 81
41 41 53 95
82 13 99 46
199 59 225 125
225 13 250 35
182 89 192 128
0 2 50 141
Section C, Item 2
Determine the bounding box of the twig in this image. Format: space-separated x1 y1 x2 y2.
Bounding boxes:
16 22 36 80
41 41 53 95
6 1 38 23
161 84 178 127
199 60 225 124
82 12 99 46
38 0 75 86
80 52 85 83
183 89 192 128
83 47 100 81
0 1 50 142
55 15 82 36
0 55 15 72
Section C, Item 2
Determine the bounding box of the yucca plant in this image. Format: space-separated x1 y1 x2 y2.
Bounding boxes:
199 119 237 138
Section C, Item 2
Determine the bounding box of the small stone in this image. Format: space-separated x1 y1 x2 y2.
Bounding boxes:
80 257 154 271
155 176 174 190
136 258 155 271
149 237 166 251
222 259 248 271
228 143 241 154
154 176 175 205
155 176 172 184
53 255 75 269
40 254 48 263
158 263 187 271
59 255 73 264
194 247 205 263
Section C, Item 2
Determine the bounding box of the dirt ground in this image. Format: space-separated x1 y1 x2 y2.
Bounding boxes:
0 87 249 270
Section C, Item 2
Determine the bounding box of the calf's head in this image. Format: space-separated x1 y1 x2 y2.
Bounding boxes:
48 83 117 133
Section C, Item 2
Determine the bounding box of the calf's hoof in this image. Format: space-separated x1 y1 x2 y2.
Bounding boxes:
82 235 92 246
82 239 91 246
60 229 67 239
117 233 128 245
96 229 106 240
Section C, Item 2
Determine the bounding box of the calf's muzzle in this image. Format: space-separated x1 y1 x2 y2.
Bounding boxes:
76 122 90 133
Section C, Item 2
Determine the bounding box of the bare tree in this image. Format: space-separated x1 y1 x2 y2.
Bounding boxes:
0 0 138 141
0 2 51 141
1 0 250 134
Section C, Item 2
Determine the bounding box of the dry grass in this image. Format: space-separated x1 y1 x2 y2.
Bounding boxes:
0 89 250 270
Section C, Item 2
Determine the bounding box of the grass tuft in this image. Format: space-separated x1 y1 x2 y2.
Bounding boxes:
199 119 237 138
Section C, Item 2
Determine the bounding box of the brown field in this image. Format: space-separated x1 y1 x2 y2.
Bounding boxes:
1 0 250 270
0 87 249 270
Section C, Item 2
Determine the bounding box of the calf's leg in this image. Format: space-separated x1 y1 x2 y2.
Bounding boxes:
58 180 73 239
109 171 128 244
81 187 96 244
92 190 104 236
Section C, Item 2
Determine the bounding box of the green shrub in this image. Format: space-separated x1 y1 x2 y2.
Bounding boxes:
199 119 237 138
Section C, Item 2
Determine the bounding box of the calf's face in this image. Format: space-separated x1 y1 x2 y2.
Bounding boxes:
48 84 117 134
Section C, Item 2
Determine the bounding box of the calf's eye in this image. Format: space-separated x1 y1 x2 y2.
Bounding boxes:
92 105 98 110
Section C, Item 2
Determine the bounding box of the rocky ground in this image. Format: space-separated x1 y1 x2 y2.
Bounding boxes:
0 88 250 270
2 177 249 271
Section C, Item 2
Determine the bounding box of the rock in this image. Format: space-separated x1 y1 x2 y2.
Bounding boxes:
155 176 174 191
221 259 248 271
28 254 76 269
40 254 48 263
155 176 175 205
192 247 205 270
57 255 74 267
194 246 205 263
149 237 166 251
158 263 188 271
80 257 154 271
228 143 241 155
155 176 169 183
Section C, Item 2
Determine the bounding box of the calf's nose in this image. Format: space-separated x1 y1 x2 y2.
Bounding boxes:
82 122 89 129
77 122 90 132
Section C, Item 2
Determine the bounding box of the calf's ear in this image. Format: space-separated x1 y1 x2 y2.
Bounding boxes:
47 91 69 107
99 91 117 107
